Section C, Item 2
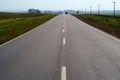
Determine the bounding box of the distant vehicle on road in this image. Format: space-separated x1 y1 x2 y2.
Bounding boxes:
65 12 68 14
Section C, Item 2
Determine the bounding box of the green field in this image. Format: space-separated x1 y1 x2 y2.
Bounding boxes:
78 15 120 28
0 13 56 44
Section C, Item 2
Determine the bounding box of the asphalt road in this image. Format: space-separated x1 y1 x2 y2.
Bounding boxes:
0 14 120 80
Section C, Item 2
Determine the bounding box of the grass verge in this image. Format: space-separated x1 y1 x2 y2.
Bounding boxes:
74 15 120 38
0 14 56 44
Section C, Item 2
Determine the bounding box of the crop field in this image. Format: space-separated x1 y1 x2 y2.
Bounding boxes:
0 13 56 44
74 15 120 38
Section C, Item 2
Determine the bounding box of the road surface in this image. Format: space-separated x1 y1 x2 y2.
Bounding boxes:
0 14 120 80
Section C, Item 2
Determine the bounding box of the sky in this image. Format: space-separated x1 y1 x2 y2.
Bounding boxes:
0 0 120 11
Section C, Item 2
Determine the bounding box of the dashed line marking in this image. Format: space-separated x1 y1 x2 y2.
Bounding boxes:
62 29 65 33
63 37 66 45
61 66 67 80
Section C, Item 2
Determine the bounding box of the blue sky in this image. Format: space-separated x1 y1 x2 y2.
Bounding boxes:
0 0 119 11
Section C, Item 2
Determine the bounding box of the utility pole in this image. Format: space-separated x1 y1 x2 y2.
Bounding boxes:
77 11 79 14
113 2 116 17
98 4 100 15
82 10 83 14
90 6 92 15
85 8 87 14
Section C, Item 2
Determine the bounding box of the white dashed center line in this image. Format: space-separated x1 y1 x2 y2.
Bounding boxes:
62 29 65 33
63 37 66 45
61 66 67 80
